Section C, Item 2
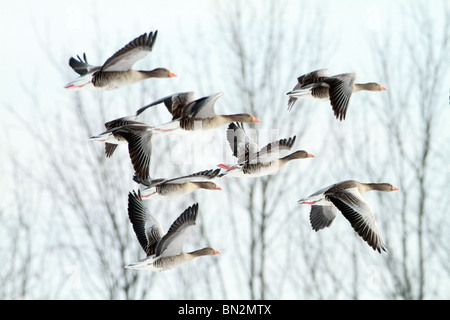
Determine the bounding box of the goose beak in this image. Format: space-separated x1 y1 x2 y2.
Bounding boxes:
169 71 177 77
215 185 222 190
285 90 302 97
298 199 321 205
218 164 234 170
213 250 221 255
380 85 388 91
251 116 260 123
307 153 315 158
89 135 105 142
392 186 399 191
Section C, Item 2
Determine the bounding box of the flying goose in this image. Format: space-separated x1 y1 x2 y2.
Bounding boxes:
133 169 222 200
285 69 387 120
89 91 194 157
218 122 314 178
89 122 153 181
65 30 176 91
138 92 260 135
125 192 220 271
298 180 399 253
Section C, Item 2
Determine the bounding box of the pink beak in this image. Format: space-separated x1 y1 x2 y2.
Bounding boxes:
298 199 322 205
218 164 236 170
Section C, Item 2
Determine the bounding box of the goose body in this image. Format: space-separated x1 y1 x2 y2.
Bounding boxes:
133 169 222 200
125 191 220 272
65 31 176 91
139 92 260 135
285 69 387 120
139 184 198 200
219 151 314 178
219 159 286 178
298 180 399 252
219 123 313 178
127 253 192 272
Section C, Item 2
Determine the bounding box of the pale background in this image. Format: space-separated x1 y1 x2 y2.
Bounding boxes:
1 0 449 300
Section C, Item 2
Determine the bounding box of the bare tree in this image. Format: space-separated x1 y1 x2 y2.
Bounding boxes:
340 0 450 299
0 153 34 299
5 0 449 300
211 0 336 299
1 13 193 298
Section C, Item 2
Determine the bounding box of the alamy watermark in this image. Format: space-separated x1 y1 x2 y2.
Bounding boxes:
166 122 286 167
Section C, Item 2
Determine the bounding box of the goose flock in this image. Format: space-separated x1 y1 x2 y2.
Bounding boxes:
66 30 396 271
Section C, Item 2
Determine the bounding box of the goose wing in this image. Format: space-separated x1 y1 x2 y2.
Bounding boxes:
156 203 199 258
185 92 224 119
68 53 100 76
101 30 158 72
113 124 153 181
309 205 338 231
127 190 164 256
253 136 296 164
327 187 386 252
296 69 330 87
226 122 259 164
136 92 196 119
163 169 221 184
104 116 141 130
321 73 356 121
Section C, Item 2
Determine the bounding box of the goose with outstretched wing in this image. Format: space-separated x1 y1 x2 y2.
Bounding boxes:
65 30 176 91
125 191 220 272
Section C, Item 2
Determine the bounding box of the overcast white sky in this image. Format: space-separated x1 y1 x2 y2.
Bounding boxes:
0 0 403 162
1 0 448 300
0 0 407 187
0 0 399 108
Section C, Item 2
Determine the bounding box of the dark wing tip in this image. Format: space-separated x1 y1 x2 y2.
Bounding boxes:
146 30 158 50
151 29 158 41
327 196 385 253
227 122 245 131
228 122 239 131
325 78 351 121
105 143 118 158
171 203 199 230
211 168 221 178
287 135 296 148
190 203 199 222
133 174 153 187
287 97 297 111
128 189 157 255
184 203 199 224
195 168 221 179
205 168 221 179
68 53 91 75
278 135 297 149
129 189 142 201
309 206 334 232
135 30 158 51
